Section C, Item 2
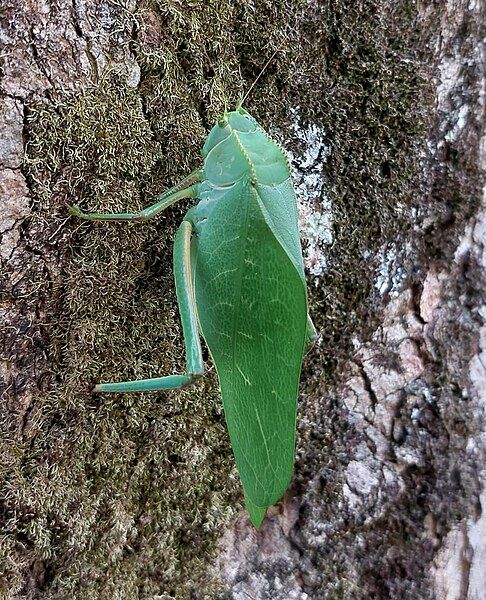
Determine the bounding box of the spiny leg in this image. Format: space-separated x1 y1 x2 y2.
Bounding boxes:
69 174 201 222
145 167 201 204
94 220 204 393
166 168 201 194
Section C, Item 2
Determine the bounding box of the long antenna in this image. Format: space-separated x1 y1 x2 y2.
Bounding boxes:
237 48 279 109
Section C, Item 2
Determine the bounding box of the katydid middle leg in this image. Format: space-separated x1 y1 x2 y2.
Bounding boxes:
94 219 204 393
304 314 317 353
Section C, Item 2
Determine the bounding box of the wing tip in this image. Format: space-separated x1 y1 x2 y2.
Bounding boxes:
243 489 267 529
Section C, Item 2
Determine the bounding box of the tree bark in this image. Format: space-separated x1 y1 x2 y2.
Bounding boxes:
0 0 483 598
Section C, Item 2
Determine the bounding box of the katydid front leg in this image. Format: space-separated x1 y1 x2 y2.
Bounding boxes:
69 173 200 222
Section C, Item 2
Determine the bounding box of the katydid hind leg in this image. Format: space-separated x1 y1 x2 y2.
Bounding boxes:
70 177 200 222
94 374 193 393
94 220 204 393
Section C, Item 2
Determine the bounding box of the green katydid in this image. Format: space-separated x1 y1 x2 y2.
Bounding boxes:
70 80 317 528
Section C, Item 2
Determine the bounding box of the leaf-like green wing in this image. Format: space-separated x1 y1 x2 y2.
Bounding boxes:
192 179 307 508
255 179 306 285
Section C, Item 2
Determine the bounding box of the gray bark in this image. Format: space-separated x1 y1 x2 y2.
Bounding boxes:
0 0 484 598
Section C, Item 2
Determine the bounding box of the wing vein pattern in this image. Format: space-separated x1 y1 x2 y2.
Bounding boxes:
191 176 307 507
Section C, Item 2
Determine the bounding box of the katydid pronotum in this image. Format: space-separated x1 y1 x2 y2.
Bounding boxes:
70 101 317 528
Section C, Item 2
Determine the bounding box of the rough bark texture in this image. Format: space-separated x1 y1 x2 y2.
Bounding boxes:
0 0 483 598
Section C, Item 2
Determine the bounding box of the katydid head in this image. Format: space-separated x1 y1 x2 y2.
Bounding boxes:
201 108 258 158
201 50 278 159
200 107 263 184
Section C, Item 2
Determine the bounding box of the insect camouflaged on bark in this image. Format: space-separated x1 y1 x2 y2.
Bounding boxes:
70 106 317 528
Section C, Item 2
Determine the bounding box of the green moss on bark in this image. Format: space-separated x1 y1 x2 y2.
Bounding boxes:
1 0 431 596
